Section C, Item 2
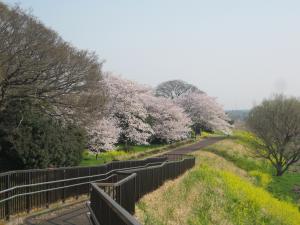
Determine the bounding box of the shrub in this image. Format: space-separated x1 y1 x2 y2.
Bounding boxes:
0 101 86 170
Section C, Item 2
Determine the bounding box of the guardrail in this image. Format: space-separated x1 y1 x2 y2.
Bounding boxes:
88 154 195 225
0 156 168 220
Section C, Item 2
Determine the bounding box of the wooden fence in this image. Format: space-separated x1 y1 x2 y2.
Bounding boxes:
0 156 167 220
88 154 195 225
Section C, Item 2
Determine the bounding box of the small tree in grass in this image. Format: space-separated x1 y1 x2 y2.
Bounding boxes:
247 95 300 176
87 117 120 158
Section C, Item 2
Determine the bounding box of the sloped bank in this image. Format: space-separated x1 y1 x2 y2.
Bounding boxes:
135 141 300 225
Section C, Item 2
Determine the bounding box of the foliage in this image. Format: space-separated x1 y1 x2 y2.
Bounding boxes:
247 95 300 176
0 101 86 169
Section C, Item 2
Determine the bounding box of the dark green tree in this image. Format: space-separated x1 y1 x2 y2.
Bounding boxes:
0 100 86 170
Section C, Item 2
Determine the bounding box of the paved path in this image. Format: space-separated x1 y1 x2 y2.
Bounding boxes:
24 137 223 225
24 202 90 225
167 136 224 155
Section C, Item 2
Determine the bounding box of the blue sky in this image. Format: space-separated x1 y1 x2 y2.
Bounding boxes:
3 0 300 109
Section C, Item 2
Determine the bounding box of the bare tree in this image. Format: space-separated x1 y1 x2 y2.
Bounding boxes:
0 3 106 122
247 95 300 176
155 80 203 99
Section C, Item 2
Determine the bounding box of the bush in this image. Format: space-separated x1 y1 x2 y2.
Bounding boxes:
0 101 86 170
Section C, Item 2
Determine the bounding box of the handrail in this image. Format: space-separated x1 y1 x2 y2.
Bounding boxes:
0 175 116 204
88 154 196 225
0 153 193 220
0 156 168 177
0 162 164 203
95 173 137 187
86 202 101 225
0 160 166 195
91 183 141 225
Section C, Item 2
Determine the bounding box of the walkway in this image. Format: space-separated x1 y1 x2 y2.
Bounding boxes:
23 136 224 225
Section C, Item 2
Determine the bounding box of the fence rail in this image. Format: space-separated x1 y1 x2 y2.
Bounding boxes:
0 156 168 220
88 154 195 225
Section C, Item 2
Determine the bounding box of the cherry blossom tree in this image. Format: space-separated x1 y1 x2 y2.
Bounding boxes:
141 92 191 143
103 74 154 145
176 92 231 134
87 117 120 155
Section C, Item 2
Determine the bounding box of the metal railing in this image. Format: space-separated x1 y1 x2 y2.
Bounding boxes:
0 156 168 220
88 154 195 225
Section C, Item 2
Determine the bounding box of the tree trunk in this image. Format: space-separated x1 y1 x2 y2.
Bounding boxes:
125 140 129 151
276 164 284 176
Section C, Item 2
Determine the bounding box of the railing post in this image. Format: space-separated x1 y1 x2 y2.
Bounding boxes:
46 172 49 208
76 168 79 200
26 172 31 213
88 167 91 196
5 174 10 221
62 169 66 203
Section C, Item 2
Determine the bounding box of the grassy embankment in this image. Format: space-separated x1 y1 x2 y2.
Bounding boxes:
136 130 300 225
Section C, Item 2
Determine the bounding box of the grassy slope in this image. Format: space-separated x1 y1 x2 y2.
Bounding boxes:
135 131 300 225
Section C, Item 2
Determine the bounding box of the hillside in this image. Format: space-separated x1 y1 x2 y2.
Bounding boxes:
135 131 300 225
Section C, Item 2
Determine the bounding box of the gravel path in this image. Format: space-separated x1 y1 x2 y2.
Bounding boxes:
23 137 224 225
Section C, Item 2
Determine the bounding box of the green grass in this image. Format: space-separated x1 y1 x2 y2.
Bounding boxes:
135 130 300 225
269 174 300 203
80 150 127 166
117 144 165 153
